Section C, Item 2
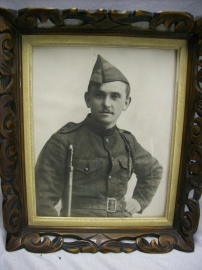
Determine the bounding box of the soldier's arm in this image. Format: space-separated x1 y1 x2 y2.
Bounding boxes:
35 133 67 216
131 136 163 212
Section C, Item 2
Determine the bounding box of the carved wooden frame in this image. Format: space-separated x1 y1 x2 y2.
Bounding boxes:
0 8 202 254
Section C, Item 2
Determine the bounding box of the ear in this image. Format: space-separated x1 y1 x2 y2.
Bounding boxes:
123 96 131 111
84 92 90 108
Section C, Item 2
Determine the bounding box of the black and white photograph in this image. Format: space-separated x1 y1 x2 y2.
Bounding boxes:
23 37 186 222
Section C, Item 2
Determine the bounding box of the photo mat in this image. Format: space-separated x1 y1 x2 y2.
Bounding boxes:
22 35 188 227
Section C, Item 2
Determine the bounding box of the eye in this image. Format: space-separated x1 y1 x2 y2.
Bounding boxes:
111 93 120 99
95 92 104 98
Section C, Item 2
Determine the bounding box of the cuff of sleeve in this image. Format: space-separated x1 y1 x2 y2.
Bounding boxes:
132 196 144 213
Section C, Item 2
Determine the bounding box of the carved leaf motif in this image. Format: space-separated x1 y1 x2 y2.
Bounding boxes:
17 8 64 28
6 233 64 252
0 95 16 138
136 234 176 253
0 96 17 182
195 100 202 118
181 199 200 235
20 233 64 253
188 174 202 188
63 240 97 253
151 12 195 32
197 69 202 87
196 38 202 70
109 10 152 28
1 182 16 197
196 17 202 35
0 9 17 26
100 239 137 253
193 188 202 201
188 144 202 175
3 195 21 234
189 118 202 144
0 18 14 94
62 9 106 27
7 233 98 253
198 37 202 54
0 139 18 182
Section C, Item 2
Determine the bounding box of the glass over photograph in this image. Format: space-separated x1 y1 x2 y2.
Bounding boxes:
29 43 182 221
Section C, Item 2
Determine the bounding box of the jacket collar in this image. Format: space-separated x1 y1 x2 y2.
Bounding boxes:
84 114 116 138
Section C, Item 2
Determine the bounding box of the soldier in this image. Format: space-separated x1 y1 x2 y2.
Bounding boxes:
35 55 163 217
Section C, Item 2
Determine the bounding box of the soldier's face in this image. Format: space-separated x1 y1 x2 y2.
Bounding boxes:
85 81 131 128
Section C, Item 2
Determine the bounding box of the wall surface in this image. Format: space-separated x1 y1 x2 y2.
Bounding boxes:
0 1 201 270
0 0 201 16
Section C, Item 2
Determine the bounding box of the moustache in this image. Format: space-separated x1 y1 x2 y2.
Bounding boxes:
100 111 113 114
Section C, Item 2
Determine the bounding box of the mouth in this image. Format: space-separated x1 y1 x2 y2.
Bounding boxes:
100 111 113 114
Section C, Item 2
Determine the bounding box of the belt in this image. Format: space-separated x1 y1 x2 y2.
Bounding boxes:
71 196 126 212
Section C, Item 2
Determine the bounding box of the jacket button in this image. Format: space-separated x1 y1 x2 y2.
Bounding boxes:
84 167 89 172
108 175 112 179
111 157 114 161
105 138 109 143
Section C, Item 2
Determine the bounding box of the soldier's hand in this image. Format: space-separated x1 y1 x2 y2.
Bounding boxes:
125 198 141 214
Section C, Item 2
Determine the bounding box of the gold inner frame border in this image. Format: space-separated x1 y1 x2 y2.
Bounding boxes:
22 35 188 227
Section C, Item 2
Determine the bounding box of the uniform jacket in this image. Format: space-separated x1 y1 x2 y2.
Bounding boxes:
35 115 163 217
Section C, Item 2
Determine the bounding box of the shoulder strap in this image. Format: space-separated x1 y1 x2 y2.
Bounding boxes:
57 121 84 134
118 130 136 173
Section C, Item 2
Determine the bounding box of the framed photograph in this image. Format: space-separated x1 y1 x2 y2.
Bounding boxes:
0 8 201 253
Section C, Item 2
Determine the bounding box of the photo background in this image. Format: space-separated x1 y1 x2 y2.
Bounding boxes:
32 46 176 217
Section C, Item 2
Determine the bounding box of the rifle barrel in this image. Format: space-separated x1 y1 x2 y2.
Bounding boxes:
67 144 74 217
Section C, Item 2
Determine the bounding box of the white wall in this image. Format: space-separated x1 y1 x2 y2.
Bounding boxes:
0 0 201 16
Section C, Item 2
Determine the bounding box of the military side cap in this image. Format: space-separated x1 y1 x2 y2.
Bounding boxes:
89 55 129 85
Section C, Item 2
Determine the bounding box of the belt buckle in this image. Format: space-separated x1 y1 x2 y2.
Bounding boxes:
107 198 117 212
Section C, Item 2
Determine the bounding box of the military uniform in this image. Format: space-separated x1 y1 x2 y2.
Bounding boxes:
35 114 163 217
36 54 163 217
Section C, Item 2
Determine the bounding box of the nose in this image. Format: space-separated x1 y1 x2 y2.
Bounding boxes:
103 95 111 107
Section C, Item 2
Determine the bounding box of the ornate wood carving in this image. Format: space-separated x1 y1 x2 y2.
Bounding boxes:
0 8 197 34
0 8 201 254
0 14 22 242
177 20 202 250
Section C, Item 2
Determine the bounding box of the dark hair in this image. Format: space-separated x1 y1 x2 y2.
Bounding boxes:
87 82 131 98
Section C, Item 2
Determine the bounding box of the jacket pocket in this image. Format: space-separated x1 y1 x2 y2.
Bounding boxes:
73 159 99 174
118 157 131 197
72 159 101 196
118 157 128 170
